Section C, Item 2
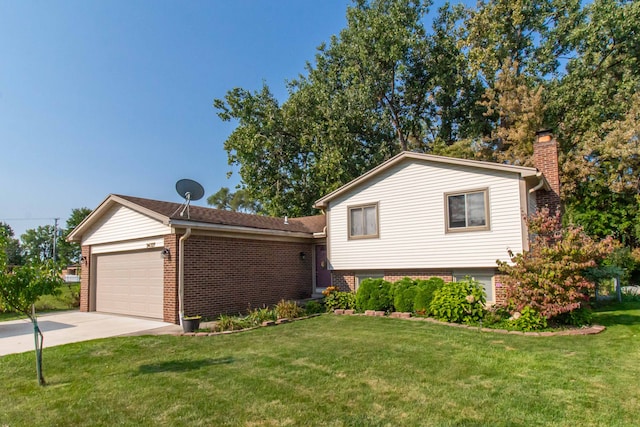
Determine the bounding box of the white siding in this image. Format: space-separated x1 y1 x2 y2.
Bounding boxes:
82 205 170 246
327 161 525 270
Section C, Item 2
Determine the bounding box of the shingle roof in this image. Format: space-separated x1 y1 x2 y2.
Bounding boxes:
115 195 325 234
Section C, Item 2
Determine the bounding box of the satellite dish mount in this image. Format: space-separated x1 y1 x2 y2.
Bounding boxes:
174 179 205 219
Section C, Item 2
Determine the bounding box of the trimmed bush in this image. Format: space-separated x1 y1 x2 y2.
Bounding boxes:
324 291 356 311
356 278 393 312
413 277 445 314
304 300 324 315
393 277 417 312
430 279 486 324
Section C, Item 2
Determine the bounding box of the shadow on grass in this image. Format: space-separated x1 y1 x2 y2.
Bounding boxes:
593 301 640 313
138 357 234 374
593 312 640 327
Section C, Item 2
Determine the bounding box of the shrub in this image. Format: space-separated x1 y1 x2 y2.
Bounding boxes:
216 314 248 331
247 306 277 324
355 278 393 312
497 208 617 319
392 277 417 312
304 300 324 315
430 280 486 324
555 306 593 326
324 291 356 311
321 286 340 297
509 306 548 331
413 277 445 314
483 306 510 327
275 299 304 319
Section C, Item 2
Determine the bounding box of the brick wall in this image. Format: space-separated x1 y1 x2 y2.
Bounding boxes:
533 131 561 215
163 235 179 323
494 274 508 305
332 269 453 292
79 245 91 312
181 235 313 319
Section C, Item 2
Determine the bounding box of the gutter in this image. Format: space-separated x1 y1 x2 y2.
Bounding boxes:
178 227 192 326
528 172 545 194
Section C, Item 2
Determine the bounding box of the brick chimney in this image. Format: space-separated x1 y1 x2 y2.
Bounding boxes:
533 129 561 214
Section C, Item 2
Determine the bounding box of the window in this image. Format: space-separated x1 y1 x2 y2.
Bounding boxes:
453 271 494 303
355 272 384 291
445 189 490 232
348 203 379 239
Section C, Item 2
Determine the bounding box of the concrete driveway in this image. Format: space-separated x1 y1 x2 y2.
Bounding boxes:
0 311 181 356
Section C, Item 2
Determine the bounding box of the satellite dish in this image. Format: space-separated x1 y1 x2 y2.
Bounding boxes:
174 179 205 219
176 179 205 201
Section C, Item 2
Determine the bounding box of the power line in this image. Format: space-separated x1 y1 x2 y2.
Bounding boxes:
0 218 59 221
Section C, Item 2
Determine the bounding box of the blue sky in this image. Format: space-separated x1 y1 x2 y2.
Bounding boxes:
0 0 454 237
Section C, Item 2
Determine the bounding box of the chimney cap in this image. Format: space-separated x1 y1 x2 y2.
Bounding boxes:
535 128 553 137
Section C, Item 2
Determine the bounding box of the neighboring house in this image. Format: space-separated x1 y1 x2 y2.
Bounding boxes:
68 131 559 323
67 196 327 323
313 130 560 304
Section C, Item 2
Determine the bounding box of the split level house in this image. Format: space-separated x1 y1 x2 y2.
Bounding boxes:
68 131 560 324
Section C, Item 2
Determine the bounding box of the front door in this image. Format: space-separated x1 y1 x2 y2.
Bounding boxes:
315 244 331 290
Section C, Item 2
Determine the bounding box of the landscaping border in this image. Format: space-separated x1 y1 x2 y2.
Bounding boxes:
334 310 606 336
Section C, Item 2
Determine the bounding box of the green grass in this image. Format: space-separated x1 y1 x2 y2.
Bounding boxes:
2 303 640 426
0 284 80 321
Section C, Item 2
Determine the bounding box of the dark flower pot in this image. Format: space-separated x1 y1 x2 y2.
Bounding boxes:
182 317 201 333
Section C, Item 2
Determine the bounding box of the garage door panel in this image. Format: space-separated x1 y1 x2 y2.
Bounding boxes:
95 250 163 319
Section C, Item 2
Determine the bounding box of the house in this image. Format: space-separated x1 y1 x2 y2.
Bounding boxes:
313 130 560 304
67 196 327 323
68 131 559 323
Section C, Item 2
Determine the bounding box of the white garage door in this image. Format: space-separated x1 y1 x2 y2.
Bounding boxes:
95 249 163 319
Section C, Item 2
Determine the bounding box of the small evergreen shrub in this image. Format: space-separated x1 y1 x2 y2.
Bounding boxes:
304 300 324 315
509 306 548 331
355 278 393 312
324 291 356 311
430 280 486 324
413 277 445 314
275 299 304 319
392 277 417 312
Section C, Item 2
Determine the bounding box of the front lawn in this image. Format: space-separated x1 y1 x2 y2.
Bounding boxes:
1 303 639 426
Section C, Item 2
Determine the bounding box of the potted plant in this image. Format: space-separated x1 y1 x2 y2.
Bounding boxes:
182 315 202 333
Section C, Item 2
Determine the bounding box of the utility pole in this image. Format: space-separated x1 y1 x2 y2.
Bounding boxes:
52 218 59 262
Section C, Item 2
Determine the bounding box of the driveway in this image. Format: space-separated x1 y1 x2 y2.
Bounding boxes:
0 311 181 356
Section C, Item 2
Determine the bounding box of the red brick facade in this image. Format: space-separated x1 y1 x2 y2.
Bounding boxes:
78 234 314 324
163 234 179 323
79 245 91 312
331 269 453 293
181 235 313 320
533 131 561 215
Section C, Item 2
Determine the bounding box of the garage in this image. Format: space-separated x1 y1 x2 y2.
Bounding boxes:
94 249 164 319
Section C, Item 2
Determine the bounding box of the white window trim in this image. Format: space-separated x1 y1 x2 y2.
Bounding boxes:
444 188 490 233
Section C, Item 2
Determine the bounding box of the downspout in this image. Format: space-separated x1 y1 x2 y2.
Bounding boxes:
178 227 192 326
528 172 545 194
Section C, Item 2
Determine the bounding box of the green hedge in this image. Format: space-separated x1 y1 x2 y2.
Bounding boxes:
356 278 393 311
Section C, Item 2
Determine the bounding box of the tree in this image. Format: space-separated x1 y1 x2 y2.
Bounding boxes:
0 234 63 385
497 209 617 320
207 187 260 214
0 222 22 266
21 225 55 263
57 207 92 265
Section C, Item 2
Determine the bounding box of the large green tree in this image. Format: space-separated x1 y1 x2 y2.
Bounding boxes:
214 0 640 257
0 222 22 266
57 207 92 266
